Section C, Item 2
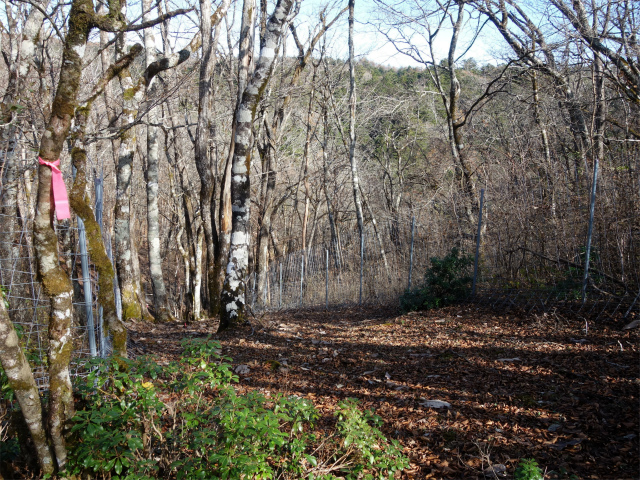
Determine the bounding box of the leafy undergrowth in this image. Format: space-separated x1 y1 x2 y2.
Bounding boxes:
126 305 638 480
56 338 407 480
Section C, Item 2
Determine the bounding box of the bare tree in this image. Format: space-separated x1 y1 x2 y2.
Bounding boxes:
0 0 48 289
219 0 295 328
254 5 347 303
194 0 231 317
348 0 365 239
214 0 256 323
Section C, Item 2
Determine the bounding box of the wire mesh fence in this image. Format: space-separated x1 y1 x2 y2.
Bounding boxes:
0 206 112 390
249 181 640 321
1 159 639 391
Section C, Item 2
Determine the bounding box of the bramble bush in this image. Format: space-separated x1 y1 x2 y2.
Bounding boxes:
400 247 473 312
62 337 408 479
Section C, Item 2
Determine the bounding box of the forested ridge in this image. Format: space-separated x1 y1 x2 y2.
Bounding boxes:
0 0 638 477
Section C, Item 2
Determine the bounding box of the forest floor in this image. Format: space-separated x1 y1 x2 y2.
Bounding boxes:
128 305 639 480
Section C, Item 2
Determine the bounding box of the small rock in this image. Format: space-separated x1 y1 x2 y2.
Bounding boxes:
497 357 521 362
483 464 507 478
419 400 451 409
548 423 562 432
234 364 250 374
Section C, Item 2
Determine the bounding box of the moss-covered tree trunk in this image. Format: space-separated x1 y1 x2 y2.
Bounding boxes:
0 299 54 475
33 0 97 465
220 0 294 328
68 46 142 357
114 60 146 322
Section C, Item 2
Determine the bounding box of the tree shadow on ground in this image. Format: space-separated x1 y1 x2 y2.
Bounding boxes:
127 304 638 480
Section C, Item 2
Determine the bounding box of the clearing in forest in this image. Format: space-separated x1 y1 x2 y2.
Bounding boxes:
129 306 639 480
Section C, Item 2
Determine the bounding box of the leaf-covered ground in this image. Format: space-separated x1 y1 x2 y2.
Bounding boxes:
129 305 639 480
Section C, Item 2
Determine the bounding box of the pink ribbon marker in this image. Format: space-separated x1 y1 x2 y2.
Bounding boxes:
38 157 71 220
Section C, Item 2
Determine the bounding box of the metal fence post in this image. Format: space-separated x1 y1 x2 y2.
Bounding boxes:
582 158 599 304
94 172 107 357
72 166 96 357
263 271 267 307
325 249 329 310
472 189 485 297
359 234 364 305
77 216 97 357
300 252 305 306
251 273 256 308
279 262 283 308
408 216 415 289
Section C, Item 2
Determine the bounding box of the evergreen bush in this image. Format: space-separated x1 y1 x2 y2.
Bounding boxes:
400 247 473 312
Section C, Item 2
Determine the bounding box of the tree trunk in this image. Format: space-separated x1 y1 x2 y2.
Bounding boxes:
144 0 171 321
321 99 339 266
255 142 277 303
447 3 476 228
216 0 255 327
0 0 48 296
348 0 365 240
219 0 294 328
361 187 390 277
531 68 555 215
32 0 98 465
300 75 316 253
114 52 146 321
68 47 143 356
194 0 230 317
0 299 54 475
192 225 205 319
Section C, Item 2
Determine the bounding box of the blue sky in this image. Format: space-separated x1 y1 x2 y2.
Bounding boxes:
293 0 502 68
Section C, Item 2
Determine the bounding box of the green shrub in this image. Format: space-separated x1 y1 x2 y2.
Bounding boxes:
64 338 408 480
514 458 544 480
400 247 473 312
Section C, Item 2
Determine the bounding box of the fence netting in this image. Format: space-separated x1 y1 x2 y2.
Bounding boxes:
1 161 638 390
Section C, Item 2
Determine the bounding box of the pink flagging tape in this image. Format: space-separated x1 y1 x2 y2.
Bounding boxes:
38 157 71 220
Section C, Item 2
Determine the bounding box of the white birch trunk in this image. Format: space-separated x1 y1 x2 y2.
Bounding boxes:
220 0 294 328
